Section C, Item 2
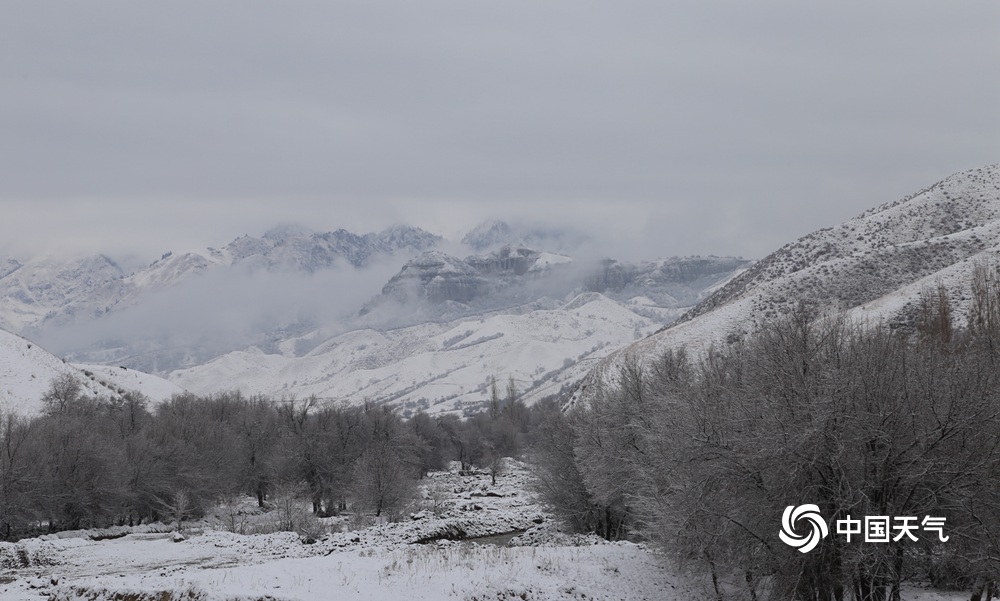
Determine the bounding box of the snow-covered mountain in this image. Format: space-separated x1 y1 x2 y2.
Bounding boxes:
581 163 1000 397
368 246 747 320
460 220 590 253
170 245 748 413
0 254 129 333
0 225 441 336
2 221 748 414
0 327 182 415
171 293 659 415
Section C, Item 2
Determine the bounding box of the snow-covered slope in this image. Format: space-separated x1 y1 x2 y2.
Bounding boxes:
582 164 1000 394
0 328 181 415
171 293 660 414
72 363 185 403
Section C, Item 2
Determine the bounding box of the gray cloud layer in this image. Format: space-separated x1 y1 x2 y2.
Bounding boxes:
1 1 997 260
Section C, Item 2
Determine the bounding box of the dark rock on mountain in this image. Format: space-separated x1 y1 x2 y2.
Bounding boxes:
381 251 491 304
466 246 542 276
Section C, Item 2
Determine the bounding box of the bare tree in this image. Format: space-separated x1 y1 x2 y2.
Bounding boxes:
0 411 36 540
549 298 1000 600
41 373 83 416
351 436 416 520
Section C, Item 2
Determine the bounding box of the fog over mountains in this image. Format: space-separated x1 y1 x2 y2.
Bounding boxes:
6 164 1000 416
0 220 748 414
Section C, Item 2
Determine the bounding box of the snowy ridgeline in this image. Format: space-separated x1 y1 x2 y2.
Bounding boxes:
0 461 701 601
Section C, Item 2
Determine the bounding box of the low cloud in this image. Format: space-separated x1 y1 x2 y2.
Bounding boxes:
35 254 408 370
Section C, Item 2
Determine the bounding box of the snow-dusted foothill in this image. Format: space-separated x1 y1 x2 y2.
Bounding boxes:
581 164 1000 401
0 327 179 415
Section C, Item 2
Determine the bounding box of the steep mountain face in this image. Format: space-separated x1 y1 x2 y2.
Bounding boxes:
376 246 573 308
580 164 1000 399
466 246 543 276
372 246 749 317
381 251 492 304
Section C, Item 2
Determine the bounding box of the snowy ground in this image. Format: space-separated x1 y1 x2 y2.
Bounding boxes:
0 461 970 601
0 461 693 600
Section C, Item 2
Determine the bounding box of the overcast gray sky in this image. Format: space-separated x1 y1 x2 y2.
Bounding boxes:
1 1 997 262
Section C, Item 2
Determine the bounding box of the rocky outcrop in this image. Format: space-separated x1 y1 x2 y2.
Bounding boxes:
381 252 491 304
585 256 751 295
585 259 631 292
466 246 541 276
0 258 21 280
229 225 442 271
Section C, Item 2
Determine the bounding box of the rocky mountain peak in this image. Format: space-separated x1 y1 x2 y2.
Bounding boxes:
262 223 315 242
462 220 515 251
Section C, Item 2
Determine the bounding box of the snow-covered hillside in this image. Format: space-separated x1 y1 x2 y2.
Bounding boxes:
71 363 185 403
0 328 181 416
582 164 1000 395
171 293 660 413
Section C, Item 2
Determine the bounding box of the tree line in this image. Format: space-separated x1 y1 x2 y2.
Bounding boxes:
532 265 1000 601
0 375 553 542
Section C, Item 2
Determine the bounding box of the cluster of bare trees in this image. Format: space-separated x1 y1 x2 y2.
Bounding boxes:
0 375 542 542
534 267 1000 601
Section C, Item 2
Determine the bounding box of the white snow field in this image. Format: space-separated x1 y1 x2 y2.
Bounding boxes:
0 461 703 601
0 461 970 601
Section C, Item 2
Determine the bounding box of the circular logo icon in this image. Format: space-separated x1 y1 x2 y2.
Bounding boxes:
779 504 828 553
